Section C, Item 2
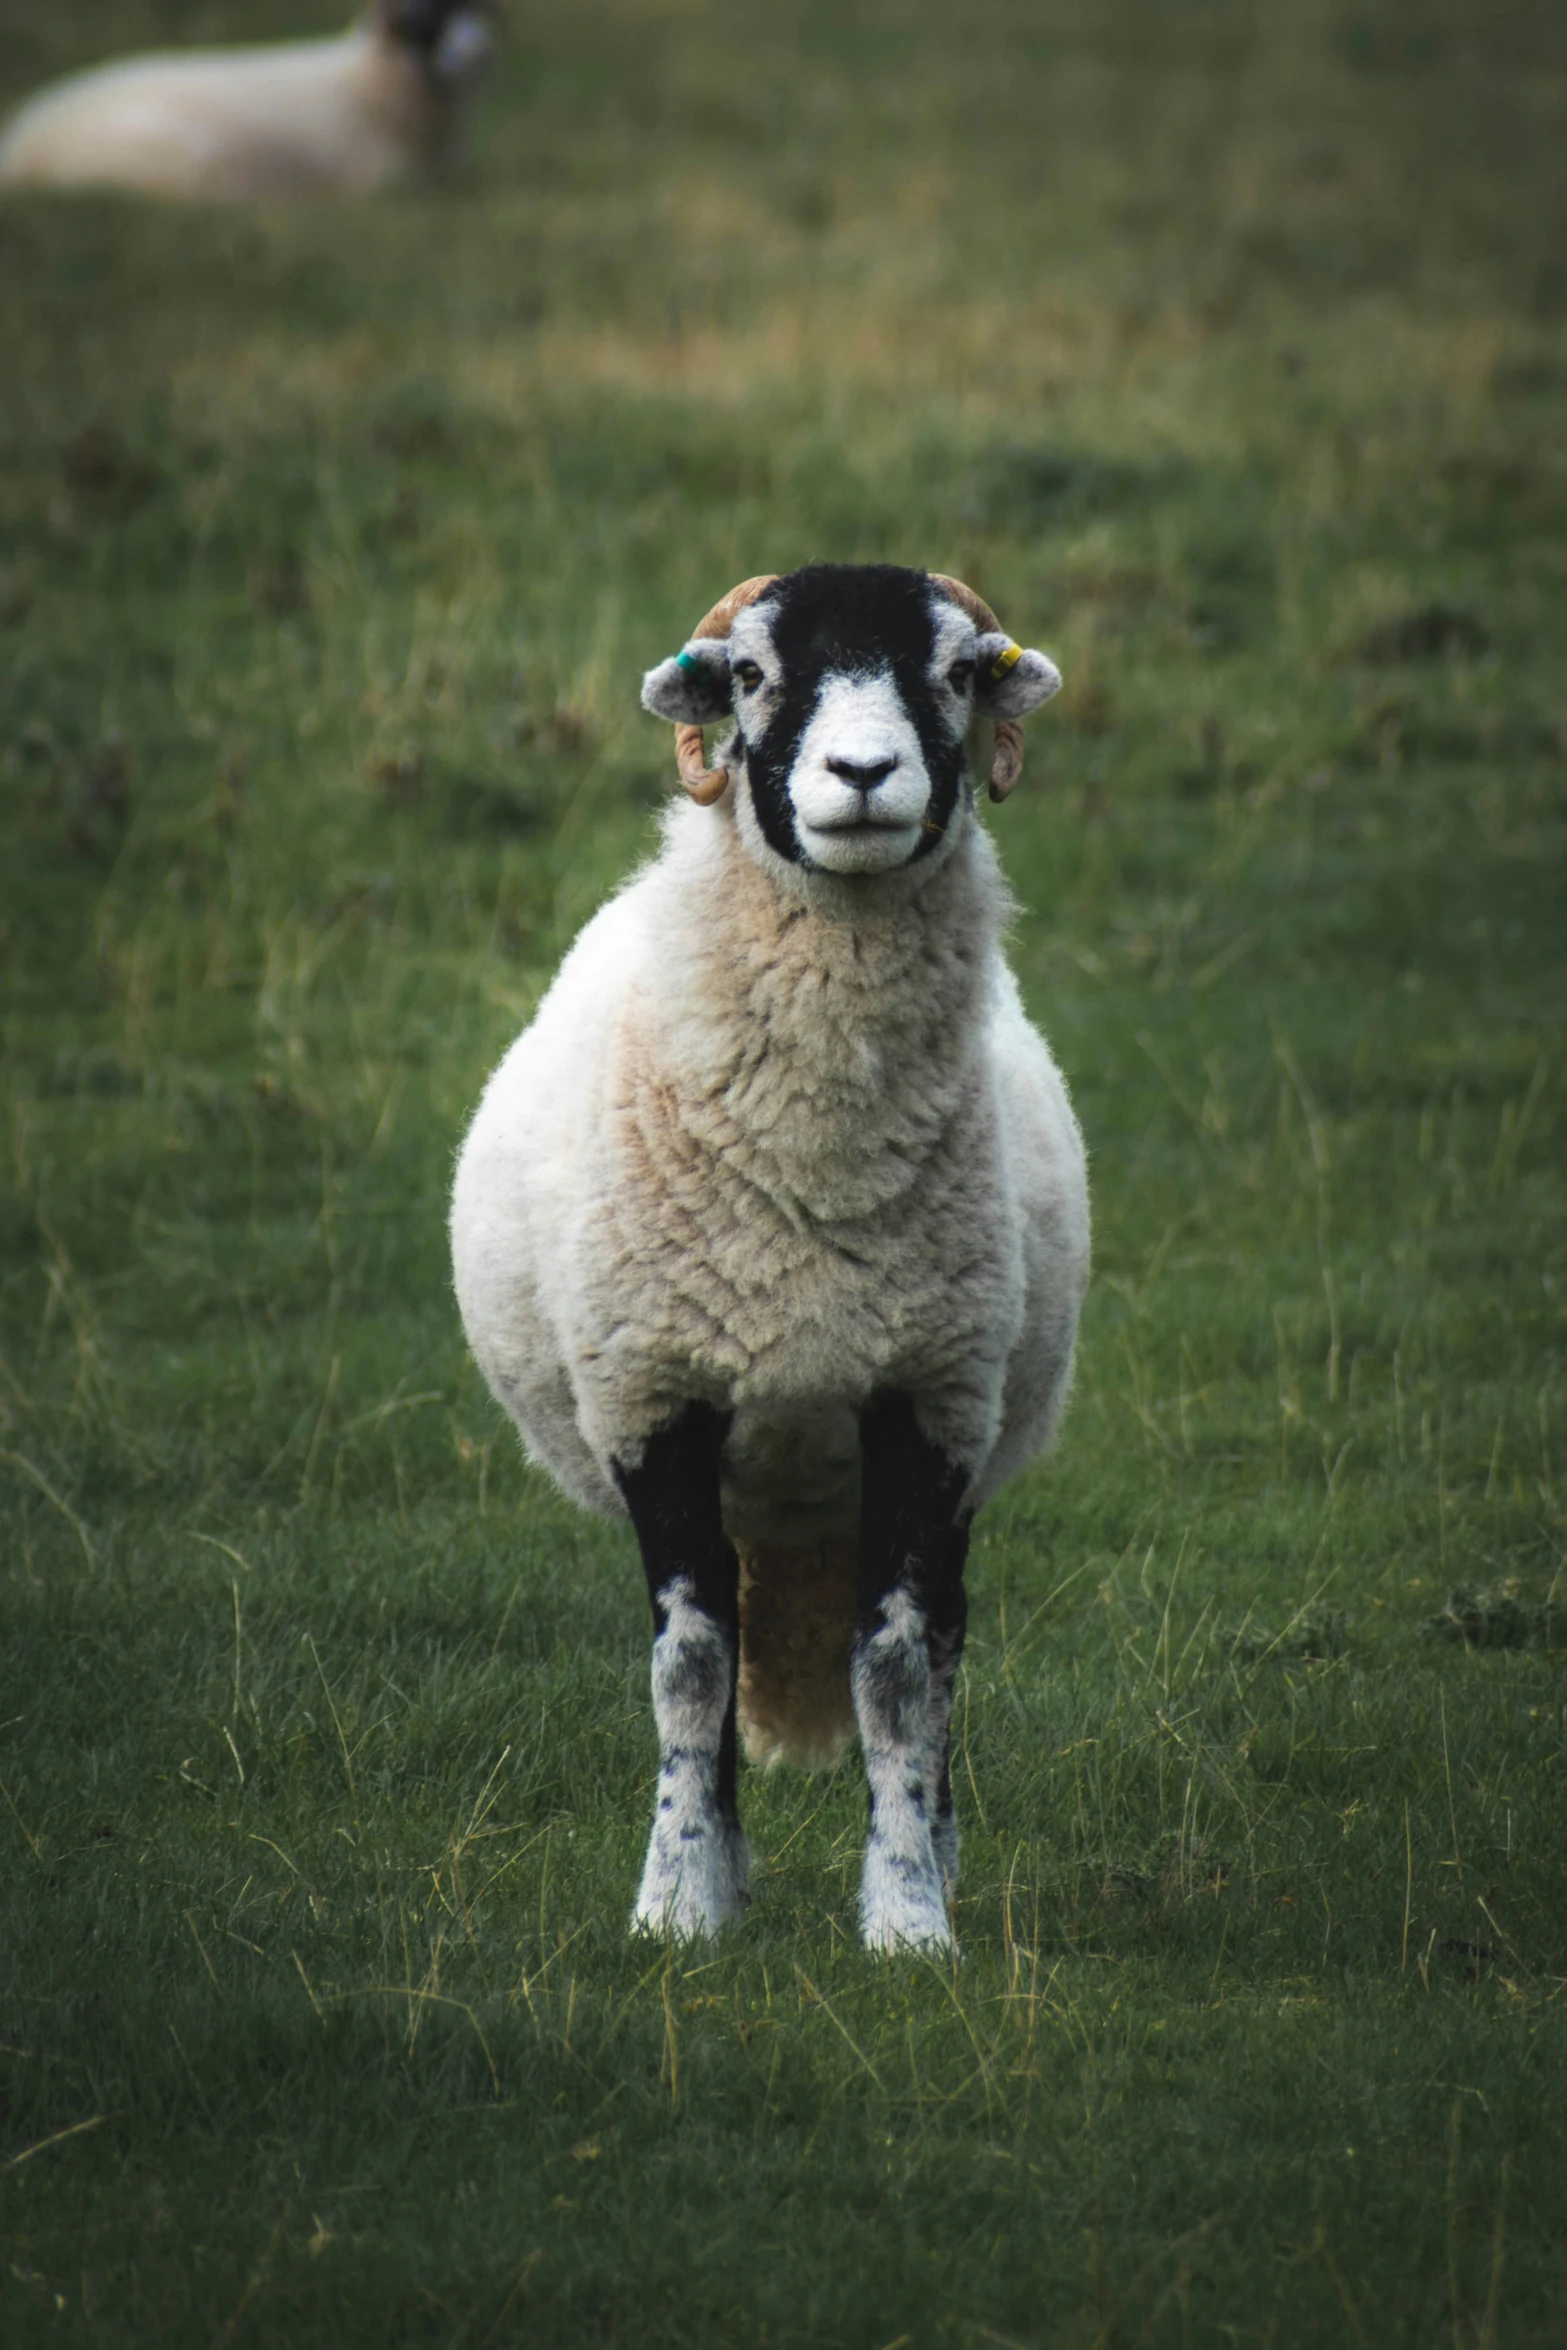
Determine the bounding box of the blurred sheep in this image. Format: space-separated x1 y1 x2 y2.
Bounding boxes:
0 4 495 202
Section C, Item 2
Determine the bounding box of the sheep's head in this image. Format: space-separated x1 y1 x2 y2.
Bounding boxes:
641 564 1061 880
376 1 497 79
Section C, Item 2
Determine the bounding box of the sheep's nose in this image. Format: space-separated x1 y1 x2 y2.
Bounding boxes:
826 755 899 792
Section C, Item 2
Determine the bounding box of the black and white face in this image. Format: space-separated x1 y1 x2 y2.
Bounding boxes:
641 564 1061 882
377 1 495 79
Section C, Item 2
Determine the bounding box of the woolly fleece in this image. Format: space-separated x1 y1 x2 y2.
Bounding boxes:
451 788 1089 1617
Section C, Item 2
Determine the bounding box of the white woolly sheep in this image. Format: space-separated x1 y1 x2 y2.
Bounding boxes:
0 4 494 203
451 563 1091 1954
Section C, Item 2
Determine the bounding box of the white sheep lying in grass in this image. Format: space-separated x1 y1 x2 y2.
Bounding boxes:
451 563 1091 1954
0 4 494 202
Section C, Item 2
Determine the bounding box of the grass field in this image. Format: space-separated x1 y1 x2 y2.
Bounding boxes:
2 1 1565 2342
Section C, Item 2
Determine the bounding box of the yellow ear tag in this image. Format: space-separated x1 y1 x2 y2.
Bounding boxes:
988 643 1024 681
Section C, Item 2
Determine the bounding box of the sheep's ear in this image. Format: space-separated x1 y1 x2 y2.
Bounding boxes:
972 633 1062 719
640 640 734 724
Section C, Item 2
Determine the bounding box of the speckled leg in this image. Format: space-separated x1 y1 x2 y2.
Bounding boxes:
853 1392 970 1955
614 1403 748 1939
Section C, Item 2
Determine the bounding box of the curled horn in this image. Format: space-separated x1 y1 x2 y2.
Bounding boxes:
927 572 1027 803
673 574 779 804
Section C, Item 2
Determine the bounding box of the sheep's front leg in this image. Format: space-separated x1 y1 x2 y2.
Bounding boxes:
926 1525 970 1899
614 1401 748 1939
854 1392 971 1955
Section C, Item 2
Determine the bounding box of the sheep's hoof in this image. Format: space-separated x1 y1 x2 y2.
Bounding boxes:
860 1902 956 1958
631 1824 750 1941
859 1841 955 1956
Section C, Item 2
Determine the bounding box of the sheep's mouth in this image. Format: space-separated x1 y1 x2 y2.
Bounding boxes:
796 814 923 873
806 813 918 838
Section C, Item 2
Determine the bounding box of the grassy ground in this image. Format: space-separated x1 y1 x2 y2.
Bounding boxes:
2 1 1565 2342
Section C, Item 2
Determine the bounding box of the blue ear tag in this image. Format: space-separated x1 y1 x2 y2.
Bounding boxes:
675 651 700 673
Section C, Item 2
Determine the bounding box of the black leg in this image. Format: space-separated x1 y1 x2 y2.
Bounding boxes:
925 1521 970 1892
613 1402 747 1936
853 1391 969 1952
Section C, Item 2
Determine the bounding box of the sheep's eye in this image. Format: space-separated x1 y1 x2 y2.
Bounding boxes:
732 661 764 692
947 660 975 692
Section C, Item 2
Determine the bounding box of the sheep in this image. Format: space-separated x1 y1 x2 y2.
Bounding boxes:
0 4 494 203
450 563 1090 1954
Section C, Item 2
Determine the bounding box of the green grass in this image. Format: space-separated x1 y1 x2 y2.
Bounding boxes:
2 0 1565 2341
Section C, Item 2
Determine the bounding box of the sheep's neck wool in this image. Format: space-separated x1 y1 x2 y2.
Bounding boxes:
633 797 1008 1228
